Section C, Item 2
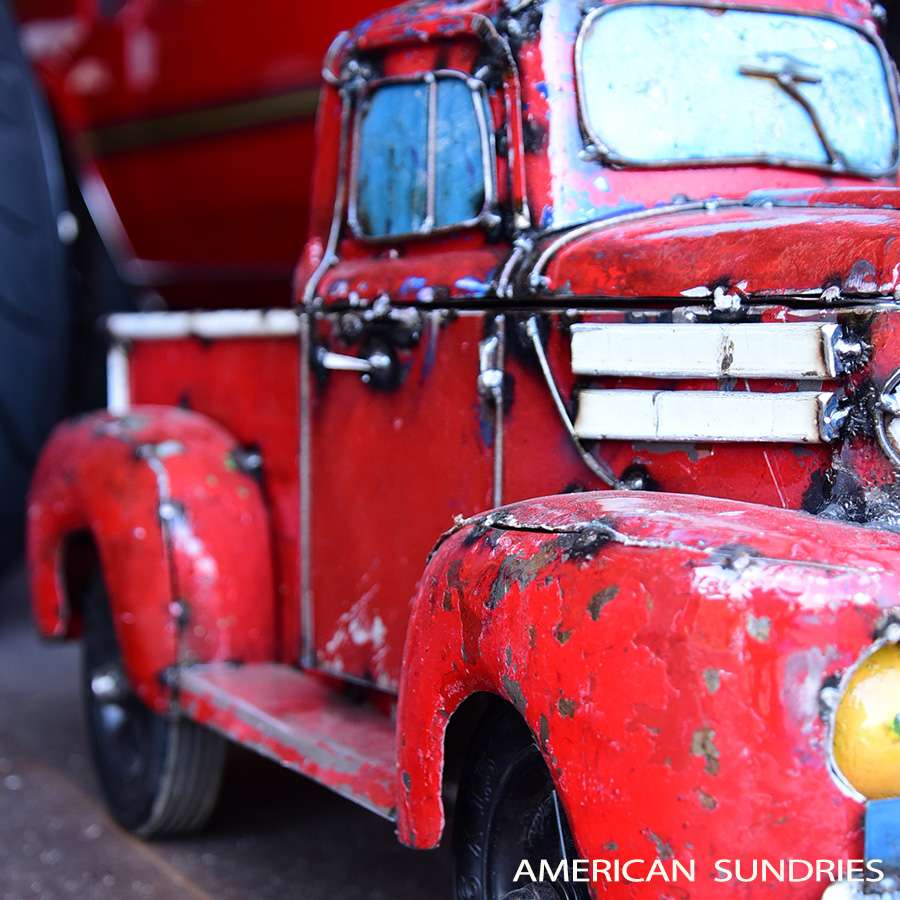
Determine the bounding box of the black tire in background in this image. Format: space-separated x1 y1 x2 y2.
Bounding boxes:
82 575 227 837
0 2 72 573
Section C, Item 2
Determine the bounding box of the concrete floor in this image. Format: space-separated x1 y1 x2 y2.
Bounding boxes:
0 563 453 900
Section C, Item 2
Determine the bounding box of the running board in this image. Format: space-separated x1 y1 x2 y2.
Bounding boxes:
178 663 397 820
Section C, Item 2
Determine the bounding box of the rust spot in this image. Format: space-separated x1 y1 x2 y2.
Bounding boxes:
461 521 491 546
558 697 576 718
505 645 513 666
446 559 465 597
588 585 619 620
707 543 759 572
720 337 735 374
402 771 412 791
642 829 674 861
691 727 720 776
746 613 772 642
540 713 549 751
502 674 526 714
553 528 609 561
487 546 557 610
697 790 717 810
528 625 537 648
555 629 572 645
604 842 618 852
442 588 453 611
703 668 720 693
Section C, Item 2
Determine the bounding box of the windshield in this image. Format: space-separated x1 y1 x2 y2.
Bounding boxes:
577 4 898 176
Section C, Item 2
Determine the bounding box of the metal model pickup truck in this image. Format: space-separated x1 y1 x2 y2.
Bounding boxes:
25 0 900 898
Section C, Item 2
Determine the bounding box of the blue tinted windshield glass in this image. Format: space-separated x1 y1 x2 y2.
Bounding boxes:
357 82 429 236
434 78 486 227
579 5 897 174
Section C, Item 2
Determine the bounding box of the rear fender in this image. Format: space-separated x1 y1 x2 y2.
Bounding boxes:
27 406 275 712
396 492 900 877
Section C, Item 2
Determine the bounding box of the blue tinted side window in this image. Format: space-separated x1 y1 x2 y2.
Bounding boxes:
356 82 429 236
434 79 486 228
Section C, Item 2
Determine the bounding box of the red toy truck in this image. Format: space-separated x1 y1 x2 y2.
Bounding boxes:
23 0 900 898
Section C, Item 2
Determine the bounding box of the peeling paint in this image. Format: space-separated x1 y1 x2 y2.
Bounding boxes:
642 829 675 861
746 613 772 642
323 589 389 683
691 727 720 776
502 673 526 714
587 585 619 620
702 668 720 694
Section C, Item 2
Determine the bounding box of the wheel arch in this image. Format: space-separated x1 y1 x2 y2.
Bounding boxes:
27 405 276 712
396 492 900 870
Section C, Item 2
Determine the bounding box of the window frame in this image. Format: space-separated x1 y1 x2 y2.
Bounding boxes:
574 0 900 178
347 69 498 241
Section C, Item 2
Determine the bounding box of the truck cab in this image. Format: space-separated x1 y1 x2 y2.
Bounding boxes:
26 1 900 898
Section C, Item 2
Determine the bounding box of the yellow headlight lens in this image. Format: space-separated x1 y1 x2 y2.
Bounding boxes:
833 643 900 800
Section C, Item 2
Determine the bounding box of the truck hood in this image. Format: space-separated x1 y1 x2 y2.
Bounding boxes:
536 187 900 301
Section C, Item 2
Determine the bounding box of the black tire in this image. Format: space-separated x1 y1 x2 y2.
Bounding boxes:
0 3 73 572
82 577 226 837
454 705 590 900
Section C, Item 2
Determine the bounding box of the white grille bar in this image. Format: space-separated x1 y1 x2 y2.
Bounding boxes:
574 389 834 443
571 322 842 380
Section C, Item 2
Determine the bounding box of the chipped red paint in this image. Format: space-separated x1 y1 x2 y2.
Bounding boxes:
179 663 396 816
538 198 900 299
126 336 302 661
397 493 900 876
28 406 275 711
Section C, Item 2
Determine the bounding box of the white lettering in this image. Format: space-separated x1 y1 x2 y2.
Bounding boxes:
592 859 611 881
735 860 757 883
867 860 884 883
816 859 836 882
513 861 535 883
714 860 732 882
622 860 645 882
672 860 695 882
537 860 567 882
645 860 669 882
789 859 813 882
761 860 785 882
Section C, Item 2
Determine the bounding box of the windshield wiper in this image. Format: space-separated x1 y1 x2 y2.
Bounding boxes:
738 62 848 171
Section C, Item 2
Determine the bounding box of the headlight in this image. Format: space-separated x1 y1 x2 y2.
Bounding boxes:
832 641 900 800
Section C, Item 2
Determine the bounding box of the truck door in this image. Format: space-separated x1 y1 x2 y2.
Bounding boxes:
303 52 511 689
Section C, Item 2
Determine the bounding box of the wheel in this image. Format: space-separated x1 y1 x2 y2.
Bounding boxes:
454 705 590 900
82 577 226 837
0 2 73 573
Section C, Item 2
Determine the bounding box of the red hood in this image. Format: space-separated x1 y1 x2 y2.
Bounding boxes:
538 187 900 301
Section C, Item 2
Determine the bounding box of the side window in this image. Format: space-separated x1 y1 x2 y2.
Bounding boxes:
351 72 494 239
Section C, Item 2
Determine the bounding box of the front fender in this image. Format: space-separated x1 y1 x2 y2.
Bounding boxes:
396 492 900 892
27 406 274 711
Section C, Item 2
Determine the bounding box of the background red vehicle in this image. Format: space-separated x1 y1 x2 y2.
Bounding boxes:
0 0 384 572
12 0 384 307
18 0 900 899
